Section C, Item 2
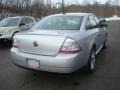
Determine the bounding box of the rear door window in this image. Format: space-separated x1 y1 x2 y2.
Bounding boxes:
94 16 100 25
86 15 97 29
89 15 97 27
20 18 28 25
27 17 34 24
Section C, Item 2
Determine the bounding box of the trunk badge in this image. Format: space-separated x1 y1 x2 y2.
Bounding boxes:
33 41 38 47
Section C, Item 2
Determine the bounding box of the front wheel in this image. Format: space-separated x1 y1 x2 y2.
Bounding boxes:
86 49 96 73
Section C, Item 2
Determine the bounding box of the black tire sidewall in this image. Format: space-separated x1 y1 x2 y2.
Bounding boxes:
86 48 96 73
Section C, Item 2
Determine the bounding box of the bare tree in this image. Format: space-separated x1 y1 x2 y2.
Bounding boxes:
0 0 120 18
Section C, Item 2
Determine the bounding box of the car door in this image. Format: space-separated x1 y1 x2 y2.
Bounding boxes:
86 15 102 51
94 16 107 47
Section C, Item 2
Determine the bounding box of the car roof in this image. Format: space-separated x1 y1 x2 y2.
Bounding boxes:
9 16 33 19
49 13 92 17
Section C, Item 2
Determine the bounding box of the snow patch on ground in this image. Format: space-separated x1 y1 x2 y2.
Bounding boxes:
106 15 120 21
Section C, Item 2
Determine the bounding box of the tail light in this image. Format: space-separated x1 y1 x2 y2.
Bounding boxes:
13 38 19 48
60 38 80 54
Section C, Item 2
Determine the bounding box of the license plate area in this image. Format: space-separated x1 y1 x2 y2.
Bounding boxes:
27 59 40 69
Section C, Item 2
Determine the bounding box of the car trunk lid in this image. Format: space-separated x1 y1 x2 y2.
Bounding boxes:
16 33 67 56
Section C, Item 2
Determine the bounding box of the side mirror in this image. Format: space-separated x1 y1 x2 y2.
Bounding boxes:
99 23 108 28
86 25 97 30
19 23 25 26
100 19 106 23
86 25 92 29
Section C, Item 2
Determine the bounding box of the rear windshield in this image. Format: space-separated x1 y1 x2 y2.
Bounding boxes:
33 16 84 30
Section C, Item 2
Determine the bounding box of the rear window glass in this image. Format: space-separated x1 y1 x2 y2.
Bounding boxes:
33 15 84 30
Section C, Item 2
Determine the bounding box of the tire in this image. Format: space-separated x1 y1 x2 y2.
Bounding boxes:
103 34 107 49
86 48 96 73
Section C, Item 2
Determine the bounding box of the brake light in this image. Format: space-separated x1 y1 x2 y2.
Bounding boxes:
13 39 19 48
13 44 19 48
60 38 80 54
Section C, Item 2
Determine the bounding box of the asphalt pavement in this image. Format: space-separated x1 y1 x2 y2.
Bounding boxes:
0 21 120 90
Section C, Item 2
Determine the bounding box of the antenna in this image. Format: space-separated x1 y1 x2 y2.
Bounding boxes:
56 0 65 14
62 0 65 14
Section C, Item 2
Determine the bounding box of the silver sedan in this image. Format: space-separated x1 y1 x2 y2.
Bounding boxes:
11 13 108 73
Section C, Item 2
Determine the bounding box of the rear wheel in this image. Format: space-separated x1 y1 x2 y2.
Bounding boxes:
103 34 107 49
86 48 96 73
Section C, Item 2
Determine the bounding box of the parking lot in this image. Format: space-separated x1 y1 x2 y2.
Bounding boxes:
0 21 120 90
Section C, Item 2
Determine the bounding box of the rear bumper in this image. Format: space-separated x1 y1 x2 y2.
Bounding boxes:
13 62 76 73
10 48 85 73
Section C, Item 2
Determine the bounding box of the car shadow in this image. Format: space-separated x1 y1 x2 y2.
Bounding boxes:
17 67 96 90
